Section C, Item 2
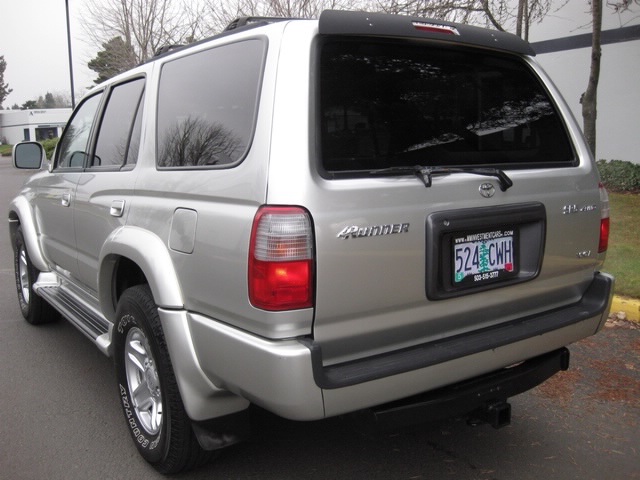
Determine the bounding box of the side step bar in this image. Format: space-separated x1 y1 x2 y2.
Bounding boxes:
34 274 112 356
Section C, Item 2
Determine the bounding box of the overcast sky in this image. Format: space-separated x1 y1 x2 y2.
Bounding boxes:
1 1 637 108
1 1 95 107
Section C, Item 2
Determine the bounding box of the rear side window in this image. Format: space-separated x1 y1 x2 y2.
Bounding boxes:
156 39 265 168
319 40 574 174
92 78 145 168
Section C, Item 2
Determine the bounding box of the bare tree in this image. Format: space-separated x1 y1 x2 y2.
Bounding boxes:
82 0 208 64
380 0 491 26
581 0 603 156
203 0 373 33
607 0 640 12
379 0 560 40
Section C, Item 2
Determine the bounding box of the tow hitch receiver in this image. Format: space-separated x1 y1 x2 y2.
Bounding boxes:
467 400 512 429
369 348 569 430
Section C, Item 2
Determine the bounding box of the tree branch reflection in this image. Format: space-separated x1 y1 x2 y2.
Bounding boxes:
159 116 242 167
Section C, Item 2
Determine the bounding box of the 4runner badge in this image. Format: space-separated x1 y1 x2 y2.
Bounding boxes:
337 223 410 239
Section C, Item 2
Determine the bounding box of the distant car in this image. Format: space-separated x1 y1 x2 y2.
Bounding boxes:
9 10 613 474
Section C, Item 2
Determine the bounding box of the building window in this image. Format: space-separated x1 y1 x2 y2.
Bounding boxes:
36 127 58 141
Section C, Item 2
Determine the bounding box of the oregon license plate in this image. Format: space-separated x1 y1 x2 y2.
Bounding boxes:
453 228 517 286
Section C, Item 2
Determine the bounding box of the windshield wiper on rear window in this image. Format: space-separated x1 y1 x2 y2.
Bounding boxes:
369 165 513 191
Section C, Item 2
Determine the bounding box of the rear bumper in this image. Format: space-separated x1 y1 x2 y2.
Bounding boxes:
176 272 613 421
307 271 614 389
370 347 570 430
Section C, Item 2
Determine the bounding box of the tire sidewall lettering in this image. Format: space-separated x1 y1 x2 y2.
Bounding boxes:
116 311 162 454
117 313 135 334
119 383 155 449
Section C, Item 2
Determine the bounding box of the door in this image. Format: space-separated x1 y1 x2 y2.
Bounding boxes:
34 93 102 274
73 78 146 292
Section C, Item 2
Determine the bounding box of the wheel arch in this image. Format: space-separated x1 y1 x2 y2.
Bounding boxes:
8 196 49 272
99 226 184 323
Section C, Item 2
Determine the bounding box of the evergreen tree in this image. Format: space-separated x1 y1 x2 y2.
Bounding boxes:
88 37 137 84
44 92 56 109
21 100 38 110
0 55 12 109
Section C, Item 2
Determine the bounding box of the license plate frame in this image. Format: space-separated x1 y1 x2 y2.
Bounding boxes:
425 203 546 300
451 227 519 289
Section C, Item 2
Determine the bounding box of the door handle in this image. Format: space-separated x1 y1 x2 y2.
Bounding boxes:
110 200 125 217
61 193 71 207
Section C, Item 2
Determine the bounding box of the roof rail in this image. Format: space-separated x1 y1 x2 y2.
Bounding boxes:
154 44 185 57
224 16 293 32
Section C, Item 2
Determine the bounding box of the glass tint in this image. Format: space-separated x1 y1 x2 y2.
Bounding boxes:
157 39 265 168
320 40 574 173
56 94 102 169
126 94 144 166
93 78 145 168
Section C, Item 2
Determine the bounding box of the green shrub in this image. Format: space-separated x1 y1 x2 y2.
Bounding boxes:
0 143 12 156
597 159 640 193
40 138 59 160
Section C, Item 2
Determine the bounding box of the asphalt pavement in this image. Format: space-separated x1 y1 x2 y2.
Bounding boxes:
1 157 638 479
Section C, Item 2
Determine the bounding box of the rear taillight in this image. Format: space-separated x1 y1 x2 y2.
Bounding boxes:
598 182 610 253
248 206 314 311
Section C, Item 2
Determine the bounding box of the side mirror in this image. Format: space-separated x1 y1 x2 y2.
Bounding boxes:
13 142 45 169
69 151 88 168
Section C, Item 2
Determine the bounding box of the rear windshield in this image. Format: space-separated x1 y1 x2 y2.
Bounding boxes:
319 39 574 174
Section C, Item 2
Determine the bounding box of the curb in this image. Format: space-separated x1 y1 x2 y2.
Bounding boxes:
611 295 640 322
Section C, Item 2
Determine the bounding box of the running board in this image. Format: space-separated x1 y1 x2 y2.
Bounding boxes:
34 274 112 356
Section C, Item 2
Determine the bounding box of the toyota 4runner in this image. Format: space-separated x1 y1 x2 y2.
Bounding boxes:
9 10 613 473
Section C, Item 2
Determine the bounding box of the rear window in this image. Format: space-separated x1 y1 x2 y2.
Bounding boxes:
319 39 574 174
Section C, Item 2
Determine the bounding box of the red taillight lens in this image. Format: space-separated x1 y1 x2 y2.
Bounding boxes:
598 182 610 253
412 21 460 35
599 217 610 253
249 206 314 311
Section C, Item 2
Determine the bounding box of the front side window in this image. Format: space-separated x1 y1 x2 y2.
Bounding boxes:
156 39 265 168
319 40 574 174
56 94 102 169
92 78 145 168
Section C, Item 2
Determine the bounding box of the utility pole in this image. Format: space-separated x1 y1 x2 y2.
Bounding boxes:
65 0 76 108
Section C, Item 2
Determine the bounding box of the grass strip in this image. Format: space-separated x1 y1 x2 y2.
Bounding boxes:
603 192 640 299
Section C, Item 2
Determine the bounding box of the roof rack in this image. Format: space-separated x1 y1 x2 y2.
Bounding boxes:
149 16 295 63
154 44 185 57
224 16 293 32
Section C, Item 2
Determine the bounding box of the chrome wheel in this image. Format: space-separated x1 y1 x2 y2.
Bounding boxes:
124 327 163 435
115 285 214 472
18 246 30 304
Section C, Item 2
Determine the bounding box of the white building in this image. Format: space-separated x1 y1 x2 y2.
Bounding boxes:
529 4 640 164
0 108 71 145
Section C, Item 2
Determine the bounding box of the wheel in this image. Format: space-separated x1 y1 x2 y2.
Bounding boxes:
113 285 214 473
13 226 58 325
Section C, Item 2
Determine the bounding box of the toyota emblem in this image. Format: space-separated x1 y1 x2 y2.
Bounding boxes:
479 182 496 198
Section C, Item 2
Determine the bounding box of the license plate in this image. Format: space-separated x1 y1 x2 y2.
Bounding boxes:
453 228 517 287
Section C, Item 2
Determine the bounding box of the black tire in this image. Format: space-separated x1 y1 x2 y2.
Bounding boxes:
14 226 58 325
113 285 214 474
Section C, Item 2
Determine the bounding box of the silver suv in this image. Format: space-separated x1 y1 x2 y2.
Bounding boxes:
9 10 613 473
